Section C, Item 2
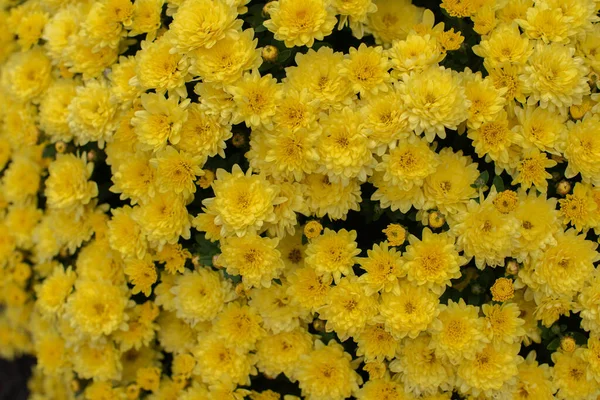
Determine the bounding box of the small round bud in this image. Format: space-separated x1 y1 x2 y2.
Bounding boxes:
560 336 576 353
551 171 561 181
382 224 406 246
506 260 519 275
304 220 323 239
262 45 279 62
493 190 518 214
556 180 571 196
198 170 215 189
428 211 446 228
87 150 97 162
55 141 67 153
551 325 562 335
312 319 326 332
490 277 515 302
232 132 247 148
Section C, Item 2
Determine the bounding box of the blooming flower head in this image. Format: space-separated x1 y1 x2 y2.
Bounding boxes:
263 0 337 48
511 148 556 192
302 173 362 220
255 329 313 379
366 0 424 46
287 266 332 313
340 43 390 96
212 302 265 352
491 278 515 302
430 299 489 364
124 255 157 296
472 23 533 69
399 65 470 142
295 340 362 400
305 228 360 283
354 323 398 362
403 228 465 295
558 182 599 232
220 233 284 289
202 165 283 237
34 265 76 317
0 47 52 103
564 113 600 186
133 191 191 248
357 241 405 295
552 350 599 400
227 70 282 129
482 302 526 345
150 146 204 201
463 69 507 130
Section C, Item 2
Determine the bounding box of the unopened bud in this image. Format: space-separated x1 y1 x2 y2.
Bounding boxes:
55 141 67 153
428 211 446 228
506 260 519 275
560 336 576 353
312 319 326 333
262 45 279 62
232 132 246 148
556 180 571 196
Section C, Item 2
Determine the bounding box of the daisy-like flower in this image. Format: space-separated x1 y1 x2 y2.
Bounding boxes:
211 302 265 352
263 0 337 48
564 113 600 186
512 351 556 400
255 329 313 379
155 243 191 275
150 146 204 201
124 255 157 297
375 134 439 190
339 43 391 96
295 340 362 400
220 233 284 289
260 127 321 181
379 280 440 339
202 165 284 237
512 104 567 154
357 241 405 295
305 228 360 283
490 278 515 302
482 302 526 345
319 276 378 340
360 89 410 155
399 65 470 142
302 173 362 220
521 42 590 111
365 0 424 46
227 70 282 129
463 69 506 130
286 267 332 313
558 182 599 233
472 23 533 69
403 228 465 295
387 33 444 74
511 148 556 192
194 334 256 387
517 3 572 44
34 265 76 318
552 350 599 400
354 323 398 362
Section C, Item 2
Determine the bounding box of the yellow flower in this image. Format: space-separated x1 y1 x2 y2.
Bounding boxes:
304 221 323 239
455 343 521 398
250 283 309 334
583 335 600 382
437 28 464 52
286 266 332 313
441 0 475 17
382 223 406 246
366 0 424 46
512 104 567 154
305 228 360 283
39 79 78 143
220 233 284 289
423 148 479 214
212 302 265 351
124 255 157 296
34 265 76 317
389 334 454 396
110 150 156 205
133 191 192 248
5 203 41 249
564 113 600 186
376 134 439 190
450 193 519 269
490 278 515 302
430 299 489 364
108 206 147 260
0 47 52 103
80 1 125 50
302 173 362 220
65 279 129 339
531 229 599 298
136 366 161 392
194 334 256 387
482 302 525 345
388 33 444 74
44 154 98 218
317 107 375 184
559 182 599 232
72 341 122 381
150 146 203 201
517 2 572 43
580 272 600 332
296 340 362 400
379 280 440 339
512 351 555 400
360 89 410 155
168 0 241 53
463 70 506 130
202 165 282 237
263 0 337 48
171 268 235 326
521 42 590 111
68 79 118 147
472 23 532 69
488 64 526 103
333 0 377 39
472 5 496 35
404 228 465 294
357 241 405 295
285 47 354 110
255 329 313 379
175 103 232 161
131 92 190 153
155 243 190 275
340 43 390 96
227 70 282 129
128 0 163 37
354 324 397 362
399 66 469 142
511 148 556 192
319 276 378 340
190 28 261 84
552 350 600 400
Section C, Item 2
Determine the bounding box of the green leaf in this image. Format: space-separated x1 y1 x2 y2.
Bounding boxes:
278 49 292 63
475 170 489 187
254 24 267 33
547 337 561 351
492 175 505 192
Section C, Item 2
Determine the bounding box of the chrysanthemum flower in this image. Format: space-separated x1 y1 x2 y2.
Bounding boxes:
171 268 235 326
150 146 203 201
175 103 232 161
389 334 454 396
127 0 162 38
403 228 465 295
512 104 567 154
463 69 506 129
34 265 76 317
517 3 572 44
511 148 556 192
39 79 77 143
302 174 362 220
559 182 599 232
379 280 440 339
255 329 313 379
355 375 407 400
521 42 590 111
319 276 378 340
357 241 405 295
168 0 241 53
482 302 526 345
263 0 337 48
72 341 122 381
212 302 265 352
399 66 470 142
133 192 191 248
333 0 377 39
339 43 390 96
202 165 283 237
108 206 147 260
354 324 397 362
472 23 533 69
0 47 52 103
365 0 424 45
370 171 426 213
249 283 309 333
360 89 410 155
286 267 332 313
189 28 261 84
376 134 439 190
110 150 156 205
226 70 282 129
580 272 600 333
388 33 444 74
423 148 479 214
305 228 360 283
295 340 362 400
430 299 489 364
124 255 157 297
552 350 599 400
194 334 256 387
131 93 189 153
220 233 284 289
564 113 600 186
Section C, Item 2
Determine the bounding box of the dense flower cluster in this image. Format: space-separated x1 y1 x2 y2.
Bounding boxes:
1 0 600 399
